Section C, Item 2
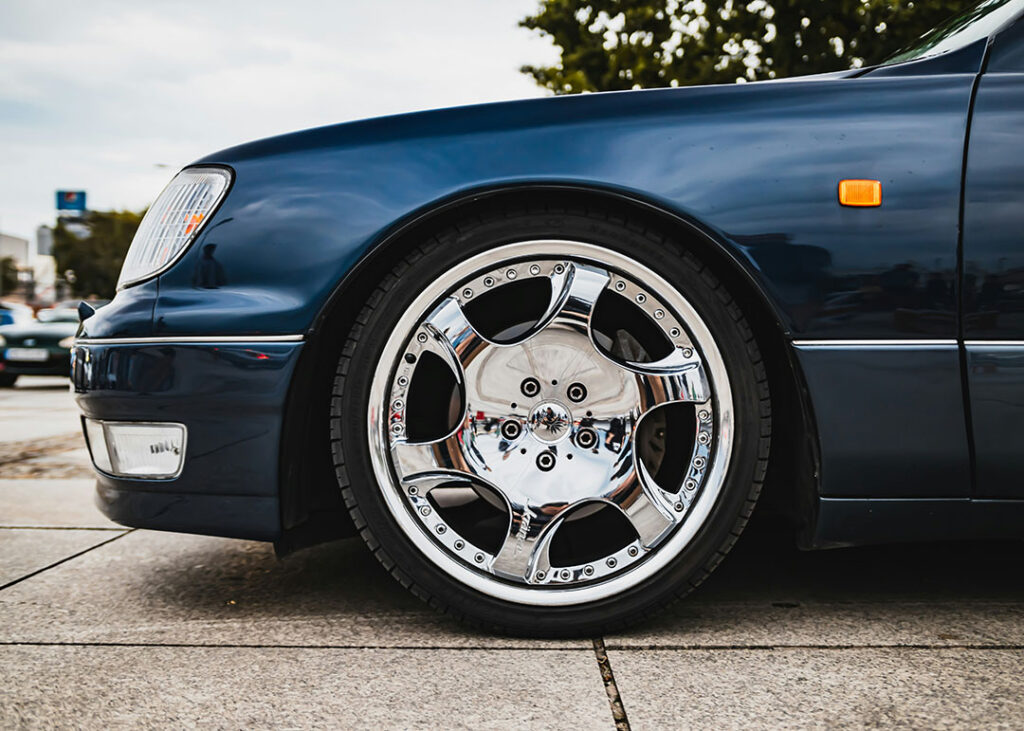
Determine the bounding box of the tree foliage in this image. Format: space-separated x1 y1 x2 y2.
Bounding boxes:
521 0 976 93
53 210 144 298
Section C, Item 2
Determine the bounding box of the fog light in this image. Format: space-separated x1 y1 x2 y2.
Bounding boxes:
83 419 186 479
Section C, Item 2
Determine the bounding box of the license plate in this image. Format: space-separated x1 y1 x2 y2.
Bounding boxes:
5 348 49 362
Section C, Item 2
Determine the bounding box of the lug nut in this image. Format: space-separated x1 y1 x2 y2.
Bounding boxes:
520 377 541 397
536 451 556 472
576 427 598 450
566 382 587 403
500 420 523 441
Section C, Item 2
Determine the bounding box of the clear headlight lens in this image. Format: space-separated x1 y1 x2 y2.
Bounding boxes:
0 335 6 347
117 167 231 289
58 336 75 349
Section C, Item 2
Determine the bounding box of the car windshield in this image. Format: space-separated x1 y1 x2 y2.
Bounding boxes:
883 0 1023 66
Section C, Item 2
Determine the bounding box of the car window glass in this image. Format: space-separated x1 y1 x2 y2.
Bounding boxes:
883 0 1022 66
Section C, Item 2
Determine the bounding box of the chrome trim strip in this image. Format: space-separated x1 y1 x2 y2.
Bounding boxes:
75 334 304 345
964 340 1024 347
792 339 957 347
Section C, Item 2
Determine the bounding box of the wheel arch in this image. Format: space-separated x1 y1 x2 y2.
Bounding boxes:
275 184 822 554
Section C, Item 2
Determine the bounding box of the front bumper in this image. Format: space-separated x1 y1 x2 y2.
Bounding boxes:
0 352 71 377
72 339 304 540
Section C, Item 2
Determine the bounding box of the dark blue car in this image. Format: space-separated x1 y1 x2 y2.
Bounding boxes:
74 0 1024 635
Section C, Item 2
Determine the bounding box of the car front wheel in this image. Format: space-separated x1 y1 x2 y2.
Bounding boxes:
332 206 770 635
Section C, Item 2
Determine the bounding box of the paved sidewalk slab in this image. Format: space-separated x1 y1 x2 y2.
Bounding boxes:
0 479 111 528
0 529 126 586
610 647 1024 729
608 526 1024 649
0 530 585 650
0 645 611 730
0 378 80 443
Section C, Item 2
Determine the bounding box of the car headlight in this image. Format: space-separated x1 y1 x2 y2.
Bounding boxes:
117 166 232 289
59 336 75 349
0 335 5 347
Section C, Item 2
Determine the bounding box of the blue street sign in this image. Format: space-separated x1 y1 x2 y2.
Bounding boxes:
56 191 87 211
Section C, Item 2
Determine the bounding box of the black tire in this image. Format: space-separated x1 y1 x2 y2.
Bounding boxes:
0 374 18 388
331 204 771 636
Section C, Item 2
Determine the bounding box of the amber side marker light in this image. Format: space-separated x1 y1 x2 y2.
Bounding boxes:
839 179 882 207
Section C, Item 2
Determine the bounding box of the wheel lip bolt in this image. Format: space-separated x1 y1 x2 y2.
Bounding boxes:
520 377 541 397
583 565 595 576
535 570 546 581
500 419 523 441
529 264 541 276
416 332 428 343
606 557 618 568
454 540 465 550
566 382 587 403
575 427 598 449
614 280 626 291
628 546 639 557
559 568 571 580
462 288 474 299
536 450 556 471
674 502 684 512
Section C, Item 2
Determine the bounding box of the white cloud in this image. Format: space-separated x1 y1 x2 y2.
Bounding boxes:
0 0 558 242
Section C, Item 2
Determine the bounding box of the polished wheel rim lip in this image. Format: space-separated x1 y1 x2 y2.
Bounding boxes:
367 240 734 606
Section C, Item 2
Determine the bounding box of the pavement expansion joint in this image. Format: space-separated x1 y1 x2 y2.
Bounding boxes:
0 529 132 592
593 637 631 730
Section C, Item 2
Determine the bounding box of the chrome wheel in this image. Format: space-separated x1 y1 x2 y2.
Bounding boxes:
367 240 733 606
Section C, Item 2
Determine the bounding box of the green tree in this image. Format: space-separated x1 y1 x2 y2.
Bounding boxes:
521 0 976 93
53 210 144 298
0 256 16 295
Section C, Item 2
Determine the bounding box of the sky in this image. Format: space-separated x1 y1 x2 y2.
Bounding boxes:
0 0 558 245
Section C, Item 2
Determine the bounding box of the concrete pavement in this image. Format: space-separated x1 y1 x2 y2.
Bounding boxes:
1 376 1023 728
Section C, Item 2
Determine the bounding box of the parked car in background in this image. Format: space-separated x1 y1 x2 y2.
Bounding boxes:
0 301 33 326
72 0 1024 635
0 308 79 386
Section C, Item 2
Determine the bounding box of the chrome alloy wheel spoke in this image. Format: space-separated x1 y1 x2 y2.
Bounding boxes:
377 250 728 597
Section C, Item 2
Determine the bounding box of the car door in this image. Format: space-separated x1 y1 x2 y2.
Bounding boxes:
962 14 1024 498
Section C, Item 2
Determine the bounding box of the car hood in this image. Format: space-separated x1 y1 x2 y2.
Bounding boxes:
197 69 860 166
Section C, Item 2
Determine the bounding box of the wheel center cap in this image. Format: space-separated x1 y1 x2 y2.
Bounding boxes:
527 400 572 444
